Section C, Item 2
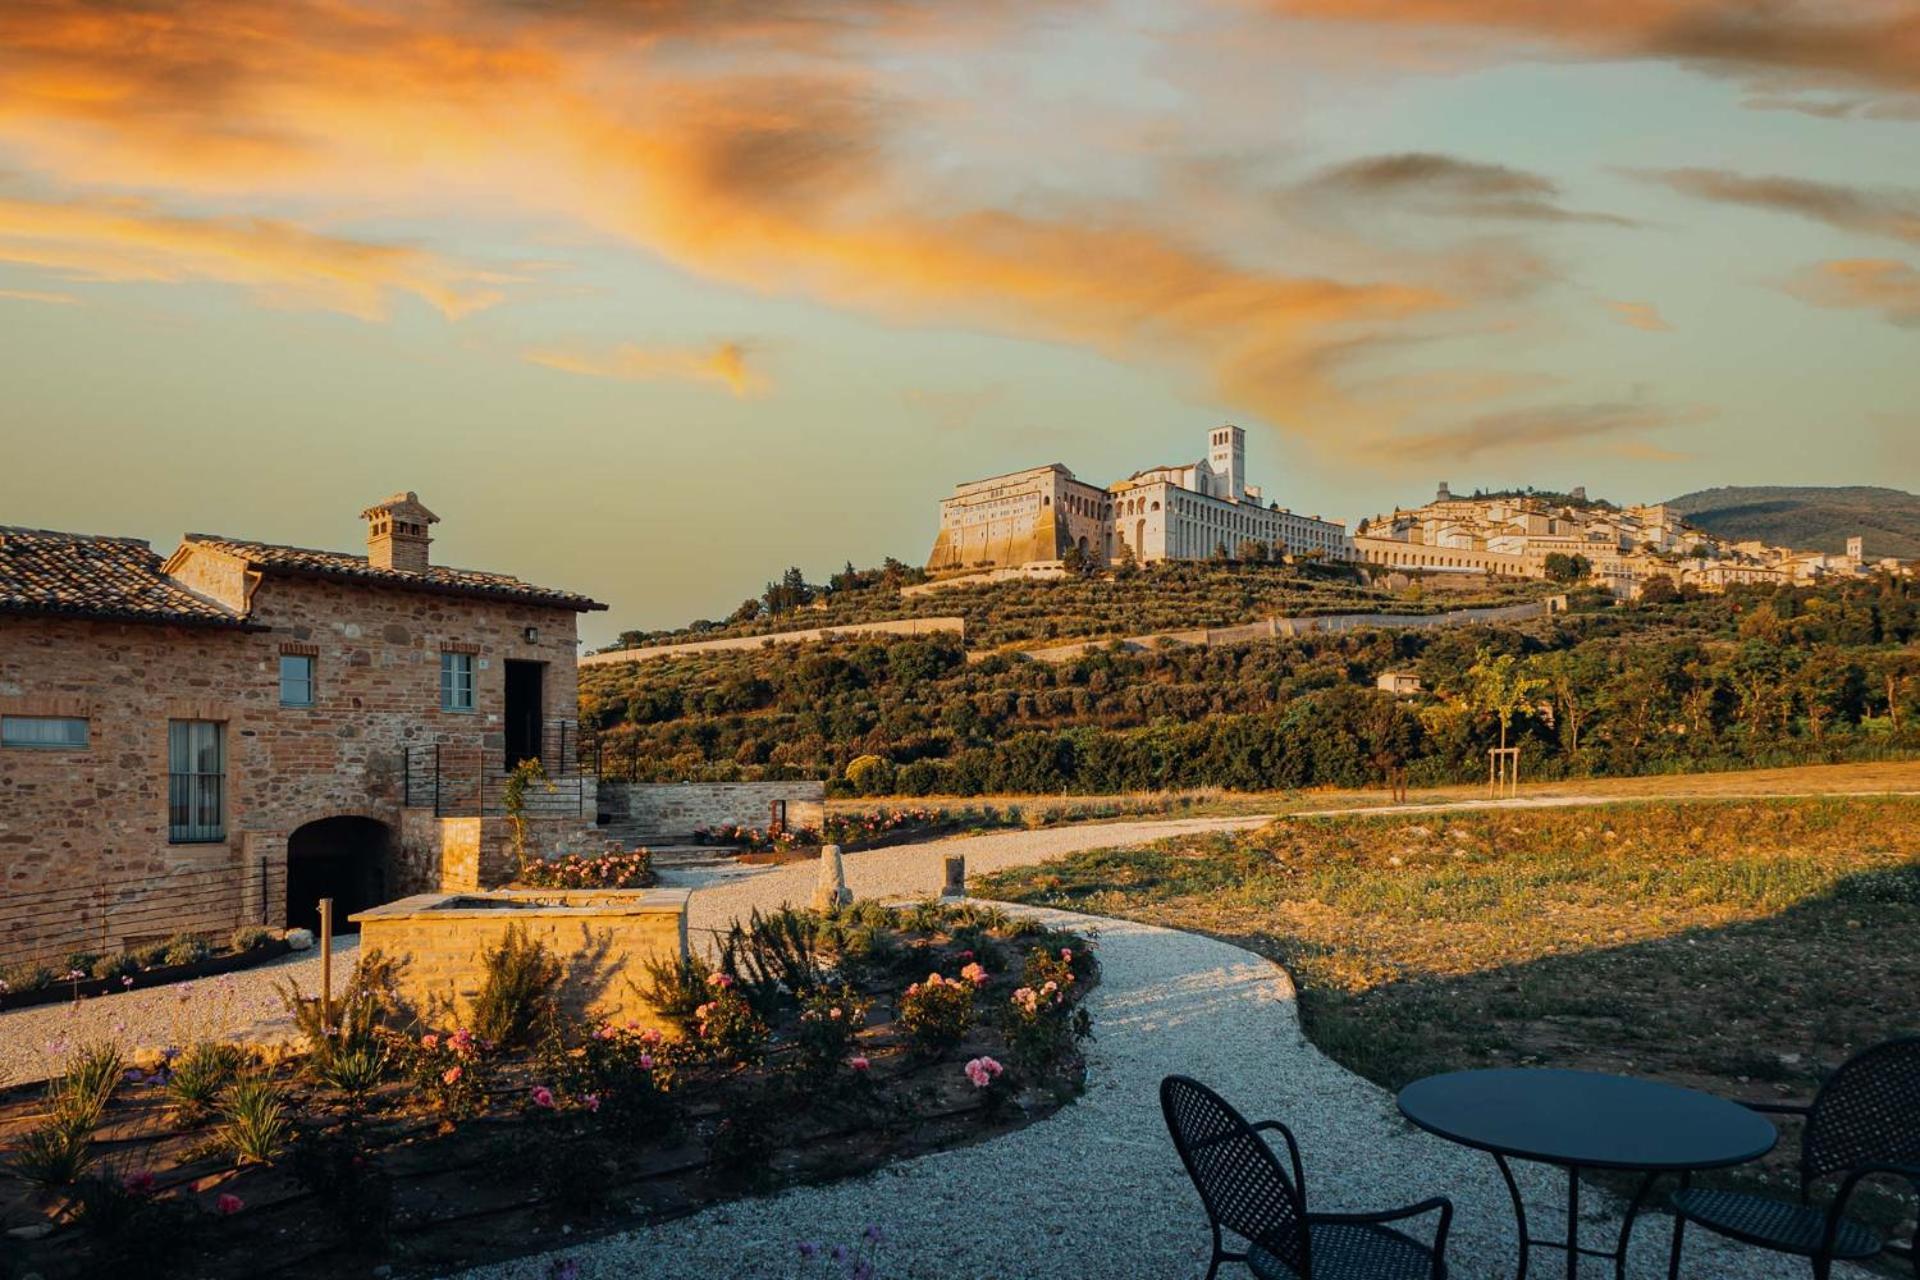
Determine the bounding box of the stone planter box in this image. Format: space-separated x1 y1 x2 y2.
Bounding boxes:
351 889 689 1031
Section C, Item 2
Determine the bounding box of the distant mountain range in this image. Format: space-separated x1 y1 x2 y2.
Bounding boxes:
1666 486 1920 559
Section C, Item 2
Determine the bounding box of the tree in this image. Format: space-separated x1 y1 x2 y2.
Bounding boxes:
1528 649 1596 756
1212 541 1231 562
1062 544 1090 574
1543 552 1592 584
1467 648 1546 754
729 598 763 624
1235 538 1269 564
1639 574 1680 605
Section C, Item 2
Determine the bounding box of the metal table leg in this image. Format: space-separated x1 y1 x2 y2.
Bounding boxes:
1493 1151 1531 1280
1616 1171 1660 1280
1566 1164 1580 1280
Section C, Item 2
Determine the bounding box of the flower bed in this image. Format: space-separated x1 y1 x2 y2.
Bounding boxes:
512 847 657 889
0 900 1096 1280
0 929 285 1012
695 807 955 853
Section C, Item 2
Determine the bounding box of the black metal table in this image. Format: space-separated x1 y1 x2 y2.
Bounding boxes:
1397 1068 1776 1280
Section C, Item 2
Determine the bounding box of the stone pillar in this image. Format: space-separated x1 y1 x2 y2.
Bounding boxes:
813 843 851 912
942 854 966 899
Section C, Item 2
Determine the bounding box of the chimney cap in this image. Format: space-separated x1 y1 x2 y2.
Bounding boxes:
360 491 440 525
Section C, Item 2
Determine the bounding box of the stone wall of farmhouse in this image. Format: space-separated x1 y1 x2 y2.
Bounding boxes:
0 576 583 968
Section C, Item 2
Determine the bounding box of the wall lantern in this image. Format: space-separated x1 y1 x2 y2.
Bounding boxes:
523 626 540 643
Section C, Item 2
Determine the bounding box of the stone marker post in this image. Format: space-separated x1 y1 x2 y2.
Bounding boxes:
942 854 965 899
813 843 851 912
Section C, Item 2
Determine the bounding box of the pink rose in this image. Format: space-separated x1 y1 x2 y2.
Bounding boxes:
963 1056 1004 1088
848 1056 870 1072
961 963 989 986
215 1193 245 1215
531 1085 555 1108
442 1065 463 1085
582 1093 601 1113
421 1033 439 1050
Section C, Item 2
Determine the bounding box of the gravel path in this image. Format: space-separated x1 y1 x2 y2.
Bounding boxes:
461 827 1857 1280
0 938 359 1086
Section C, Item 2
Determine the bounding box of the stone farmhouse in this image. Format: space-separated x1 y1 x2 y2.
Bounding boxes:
0 493 608 969
926 424 1353 573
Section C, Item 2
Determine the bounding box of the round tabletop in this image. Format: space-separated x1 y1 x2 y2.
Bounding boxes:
1397 1068 1777 1171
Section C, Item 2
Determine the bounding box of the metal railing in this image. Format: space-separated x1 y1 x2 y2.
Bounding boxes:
401 718 595 818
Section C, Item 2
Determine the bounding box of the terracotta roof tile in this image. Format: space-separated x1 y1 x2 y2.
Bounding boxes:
0 527 248 626
182 535 606 612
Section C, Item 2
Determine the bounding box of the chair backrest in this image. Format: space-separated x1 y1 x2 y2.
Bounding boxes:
1803 1036 1920 1184
1160 1075 1310 1274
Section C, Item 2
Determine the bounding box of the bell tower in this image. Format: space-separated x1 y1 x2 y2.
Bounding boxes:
1207 424 1246 501
361 491 439 573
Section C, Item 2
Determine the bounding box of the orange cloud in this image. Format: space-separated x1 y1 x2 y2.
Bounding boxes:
1389 399 1716 462
1633 168 1920 246
1782 258 1920 326
0 2 1547 447
0 194 509 320
1606 300 1673 331
0 286 78 304
1266 1 1920 98
525 340 769 396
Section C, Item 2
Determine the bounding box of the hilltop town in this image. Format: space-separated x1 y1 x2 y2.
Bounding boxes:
923 423 1911 601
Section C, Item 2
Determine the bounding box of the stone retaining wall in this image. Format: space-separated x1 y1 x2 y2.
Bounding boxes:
352 888 689 1030
1013 600 1551 663
598 781 825 838
581 617 964 666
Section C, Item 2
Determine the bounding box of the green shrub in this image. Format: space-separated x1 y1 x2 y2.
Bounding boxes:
637 951 715 1033
279 950 399 1069
218 1076 290 1165
317 1043 389 1102
692 975 768 1066
719 907 825 1006
408 1027 490 1120
898 972 974 1052
6 1118 93 1187
55 1041 124 1133
793 986 871 1078
89 951 137 982
469 923 563 1048
62 952 99 978
230 925 274 953
165 1042 245 1124
162 932 211 966
0 961 54 996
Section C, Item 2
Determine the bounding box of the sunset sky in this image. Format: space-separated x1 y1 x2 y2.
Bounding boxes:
2 0 1917 643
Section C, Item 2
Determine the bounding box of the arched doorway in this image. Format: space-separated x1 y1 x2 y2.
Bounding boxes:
286 816 391 934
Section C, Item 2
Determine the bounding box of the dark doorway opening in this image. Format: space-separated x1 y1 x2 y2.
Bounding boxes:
504 659 545 769
286 816 390 934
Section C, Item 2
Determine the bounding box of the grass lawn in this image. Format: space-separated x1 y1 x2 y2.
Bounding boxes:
976 794 1920 1247
844 757 1920 825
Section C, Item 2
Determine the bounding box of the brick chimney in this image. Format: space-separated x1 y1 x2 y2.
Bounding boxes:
360 491 439 573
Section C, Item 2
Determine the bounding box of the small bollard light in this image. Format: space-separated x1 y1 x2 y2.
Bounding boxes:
942 854 966 899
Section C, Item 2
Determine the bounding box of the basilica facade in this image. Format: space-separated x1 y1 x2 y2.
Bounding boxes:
926 425 1352 572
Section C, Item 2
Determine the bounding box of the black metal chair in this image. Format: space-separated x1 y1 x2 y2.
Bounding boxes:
1668 1036 1920 1279
1160 1075 1452 1279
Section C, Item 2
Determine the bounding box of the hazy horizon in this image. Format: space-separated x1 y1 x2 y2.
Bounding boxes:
3 1 1918 644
